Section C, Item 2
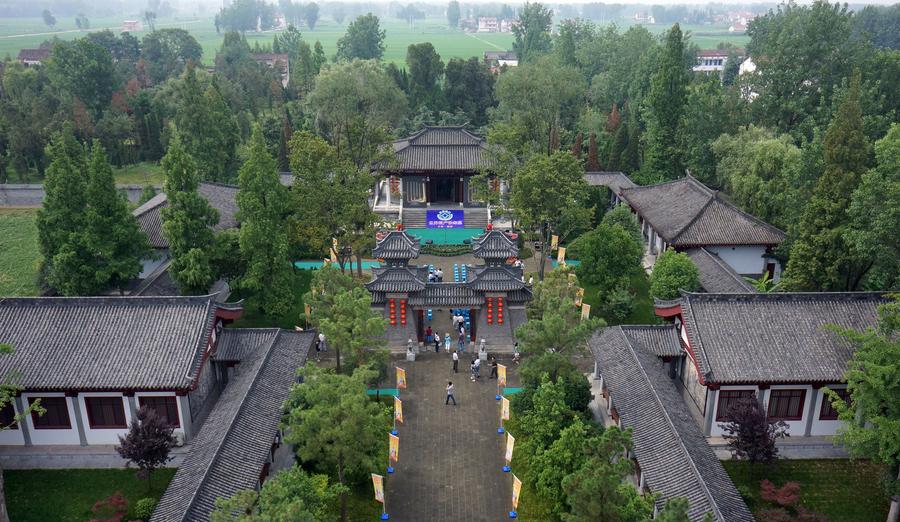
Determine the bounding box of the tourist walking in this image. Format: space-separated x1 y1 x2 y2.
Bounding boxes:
470 359 477 382
425 326 433 344
433 334 441 353
457 329 466 352
444 332 452 352
474 357 481 379
490 358 498 379
445 381 456 405
318 332 327 352
436 268 443 282
452 351 459 373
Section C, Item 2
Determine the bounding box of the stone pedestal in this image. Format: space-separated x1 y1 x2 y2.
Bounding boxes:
406 351 416 362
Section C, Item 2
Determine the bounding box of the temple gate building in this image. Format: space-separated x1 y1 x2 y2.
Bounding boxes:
366 226 530 348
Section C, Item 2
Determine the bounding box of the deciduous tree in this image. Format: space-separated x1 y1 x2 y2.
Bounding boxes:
335 14 386 61
649 248 700 300
719 396 788 464
512 2 553 63
116 406 177 491
447 1 460 28
406 43 444 110
210 466 339 521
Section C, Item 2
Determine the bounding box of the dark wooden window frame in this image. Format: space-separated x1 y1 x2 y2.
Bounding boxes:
0 402 18 430
29 396 71 430
84 396 128 429
138 395 181 428
819 388 850 421
767 389 807 421
715 389 756 422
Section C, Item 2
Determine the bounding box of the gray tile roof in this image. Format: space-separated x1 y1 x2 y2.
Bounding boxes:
0 184 154 207
214 329 279 362
17 48 51 62
685 248 757 293
472 229 519 259
383 126 494 172
365 266 428 292
133 182 239 249
590 328 754 522
467 265 526 291
408 283 483 307
0 296 225 391
620 176 785 247
373 230 421 260
151 329 314 522
620 325 683 357
584 171 637 194
678 292 886 384
484 51 517 61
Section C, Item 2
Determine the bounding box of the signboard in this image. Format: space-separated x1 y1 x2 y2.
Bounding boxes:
581 303 591 320
501 396 510 421
512 474 522 509
498 364 507 387
426 209 465 229
505 432 515 463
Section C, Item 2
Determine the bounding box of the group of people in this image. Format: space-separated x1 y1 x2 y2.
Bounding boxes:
423 321 469 354
445 355 501 405
426 267 445 283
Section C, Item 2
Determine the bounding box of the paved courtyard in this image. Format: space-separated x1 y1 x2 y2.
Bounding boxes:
384 351 519 522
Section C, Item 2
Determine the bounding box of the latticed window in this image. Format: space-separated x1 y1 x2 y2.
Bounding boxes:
767 389 806 421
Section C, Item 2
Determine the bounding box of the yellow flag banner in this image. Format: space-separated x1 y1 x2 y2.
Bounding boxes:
557 247 566 264
574 287 585 307
550 235 559 251
505 432 515 463
394 397 403 424
330 238 338 263
389 433 399 462
372 473 384 503
396 367 407 390
581 303 591 320
512 474 522 510
304 303 311 321
498 364 507 387
501 396 511 421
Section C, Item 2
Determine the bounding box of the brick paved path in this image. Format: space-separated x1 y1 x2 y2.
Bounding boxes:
385 351 518 522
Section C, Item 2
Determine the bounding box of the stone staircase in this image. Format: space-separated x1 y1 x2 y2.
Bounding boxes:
402 207 489 229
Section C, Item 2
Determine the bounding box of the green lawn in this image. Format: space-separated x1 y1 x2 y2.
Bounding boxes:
113 161 165 186
723 459 890 522
0 208 41 296
4 468 176 522
582 272 660 326
229 268 313 329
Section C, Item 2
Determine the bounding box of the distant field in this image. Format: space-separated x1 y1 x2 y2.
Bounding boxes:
0 16 744 67
0 208 41 296
113 161 165 185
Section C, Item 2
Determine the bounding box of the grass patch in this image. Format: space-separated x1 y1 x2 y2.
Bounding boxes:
112 161 165 186
229 268 313 329
4 468 176 522
581 272 659 326
0 208 41 296
722 459 890 522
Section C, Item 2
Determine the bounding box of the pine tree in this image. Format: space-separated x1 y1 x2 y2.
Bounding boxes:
621 124 640 174
605 103 621 133
587 132 601 171
548 123 560 154
785 73 871 291
278 117 292 172
237 126 294 317
607 122 628 171
161 132 220 294
570 132 583 159
84 141 152 294
642 24 688 182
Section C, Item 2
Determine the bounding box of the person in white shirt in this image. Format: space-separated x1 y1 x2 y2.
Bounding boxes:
318 332 326 352
452 351 459 373
445 381 456 405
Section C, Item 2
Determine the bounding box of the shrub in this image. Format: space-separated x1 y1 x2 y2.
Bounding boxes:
650 248 700 299
599 285 635 321
88 492 128 522
760 480 801 508
518 246 533 260
134 497 158 521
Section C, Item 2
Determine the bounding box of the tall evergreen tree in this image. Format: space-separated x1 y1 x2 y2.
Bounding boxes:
785 73 871 291
642 24 688 182
83 141 151 293
174 66 240 182
607 122 628 171
161 132 220 294
237 127 294 317
620 123 640 174
36 127 87 265
586 132 601 171
570 132 583 159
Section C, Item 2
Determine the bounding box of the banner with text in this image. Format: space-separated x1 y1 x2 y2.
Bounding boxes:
394 397 403 424
512 474 522 510
505 432 515 463
426 209 465 229
389 433 399 462
501 396 510 421
498 364 507 387
372 473 384 503
396 367 407 389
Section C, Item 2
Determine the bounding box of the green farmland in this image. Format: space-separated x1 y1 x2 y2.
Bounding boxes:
0 15 747 67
